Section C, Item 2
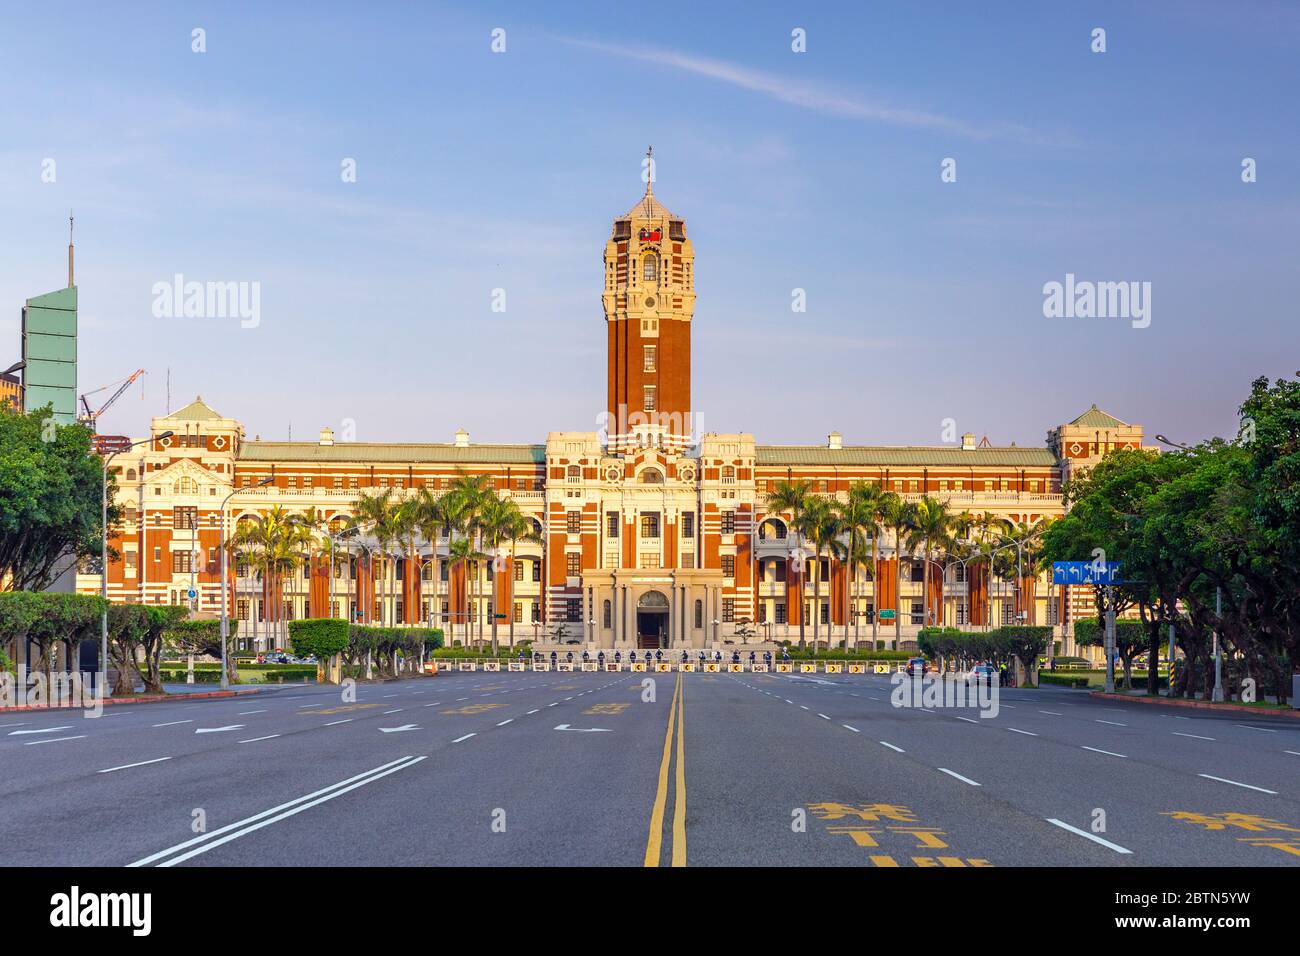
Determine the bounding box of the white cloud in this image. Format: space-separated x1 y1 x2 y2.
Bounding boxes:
559 36 1041 142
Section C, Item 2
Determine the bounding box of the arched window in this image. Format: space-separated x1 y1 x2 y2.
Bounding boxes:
722 466 735 480
602 600 612 628
643 254 659 284
639 468 664 484
174 476 198 495
567 465 581 482
694 600 703 629
126 468 136 481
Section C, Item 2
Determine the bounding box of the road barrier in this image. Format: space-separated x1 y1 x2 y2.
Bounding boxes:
435 656 912 674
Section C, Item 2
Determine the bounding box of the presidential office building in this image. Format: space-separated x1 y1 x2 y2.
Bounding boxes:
80 174 1150 654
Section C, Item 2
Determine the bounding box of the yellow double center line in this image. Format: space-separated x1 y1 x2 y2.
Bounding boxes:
644 671 687 867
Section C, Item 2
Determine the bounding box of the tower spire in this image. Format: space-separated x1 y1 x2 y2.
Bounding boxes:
644 145 653 196
67 212 75 288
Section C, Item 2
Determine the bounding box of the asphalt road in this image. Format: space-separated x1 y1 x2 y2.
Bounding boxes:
3 670 1299 867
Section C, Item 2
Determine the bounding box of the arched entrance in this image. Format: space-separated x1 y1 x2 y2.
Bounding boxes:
636 590 670 649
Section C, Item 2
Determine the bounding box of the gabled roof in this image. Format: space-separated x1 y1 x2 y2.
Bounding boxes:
167 396 224 421
755 446 1059 468
238 442 546 466
1068 404 1129 428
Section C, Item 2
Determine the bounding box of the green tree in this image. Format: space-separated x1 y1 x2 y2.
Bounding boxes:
0 405 112 591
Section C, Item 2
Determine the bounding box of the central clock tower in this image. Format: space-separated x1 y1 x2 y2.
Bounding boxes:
604 148 696 454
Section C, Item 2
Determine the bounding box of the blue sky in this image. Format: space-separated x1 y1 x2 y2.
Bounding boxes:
2 1 1297 447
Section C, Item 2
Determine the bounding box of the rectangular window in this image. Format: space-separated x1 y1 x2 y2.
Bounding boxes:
722 598 735 623
680 552 694 570
643 345 657 372
639 553 660 569
722 554 735 578
174 507 197 530
333 476 342 490
606 511 620 538
605 550 619 569
821 602 830 625
956 602 968 625
911 599 925 626
1047 599 1059 625
532 561 541 582
643 386 656 412
513 602 523 624
721 511 735 535
775 602 787 624
641 513 660 538
566 599 582 623
566 552 581 577
567 511 582 534
153 547 161 563
911 561 925 582
236 600 249 621
514 560 524 581
172 550 191 573
681 512 694 538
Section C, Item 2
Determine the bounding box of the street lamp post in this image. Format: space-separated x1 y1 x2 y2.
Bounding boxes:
100 432 170 696
220 475 273 691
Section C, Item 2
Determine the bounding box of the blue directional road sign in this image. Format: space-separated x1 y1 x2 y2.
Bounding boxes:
1052 561 1122 585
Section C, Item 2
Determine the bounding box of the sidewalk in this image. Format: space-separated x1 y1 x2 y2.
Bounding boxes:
1 685 264 713
1088 690 1300 718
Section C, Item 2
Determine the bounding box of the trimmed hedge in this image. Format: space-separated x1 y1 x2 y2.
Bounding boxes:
288 618 350 660
1038 673 1091 689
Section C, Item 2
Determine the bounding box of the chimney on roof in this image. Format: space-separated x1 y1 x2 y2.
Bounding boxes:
319 427 334 446
961 432 976 450
454 428 470 448
827 431 842 450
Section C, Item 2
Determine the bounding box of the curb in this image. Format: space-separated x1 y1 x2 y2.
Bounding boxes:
1 687 262 713
1088 690 1300 718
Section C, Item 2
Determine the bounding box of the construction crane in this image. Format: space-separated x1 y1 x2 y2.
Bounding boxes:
79 368 145 431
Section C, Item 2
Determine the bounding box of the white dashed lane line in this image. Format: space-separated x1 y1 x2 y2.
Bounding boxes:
1047 818 1133 854
1198 773 1277 795
938 768 981 786
98 757 172 774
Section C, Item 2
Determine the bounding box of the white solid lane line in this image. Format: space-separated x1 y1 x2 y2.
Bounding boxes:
938 768 981 786
1172 732 1216 741
238 735 281 743
98 756 173 774
879 741 904 753
143 756 427 868
1198 773 1277 795
1046 818 1133 854
1082 746 1127 758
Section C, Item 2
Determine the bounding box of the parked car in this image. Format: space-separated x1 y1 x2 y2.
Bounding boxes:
963 664 997 687
906 656 928 677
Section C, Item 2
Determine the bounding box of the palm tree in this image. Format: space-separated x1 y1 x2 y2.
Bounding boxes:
870 490 899 650
413 487 448 639
475 495 527 656
446 473 493 646
881 494 915 650
502 511 542 650
836 481 884 650
353 490 397 628
907 496 952 631
801 497 845 650
447 536 485 645
764 479 813 649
